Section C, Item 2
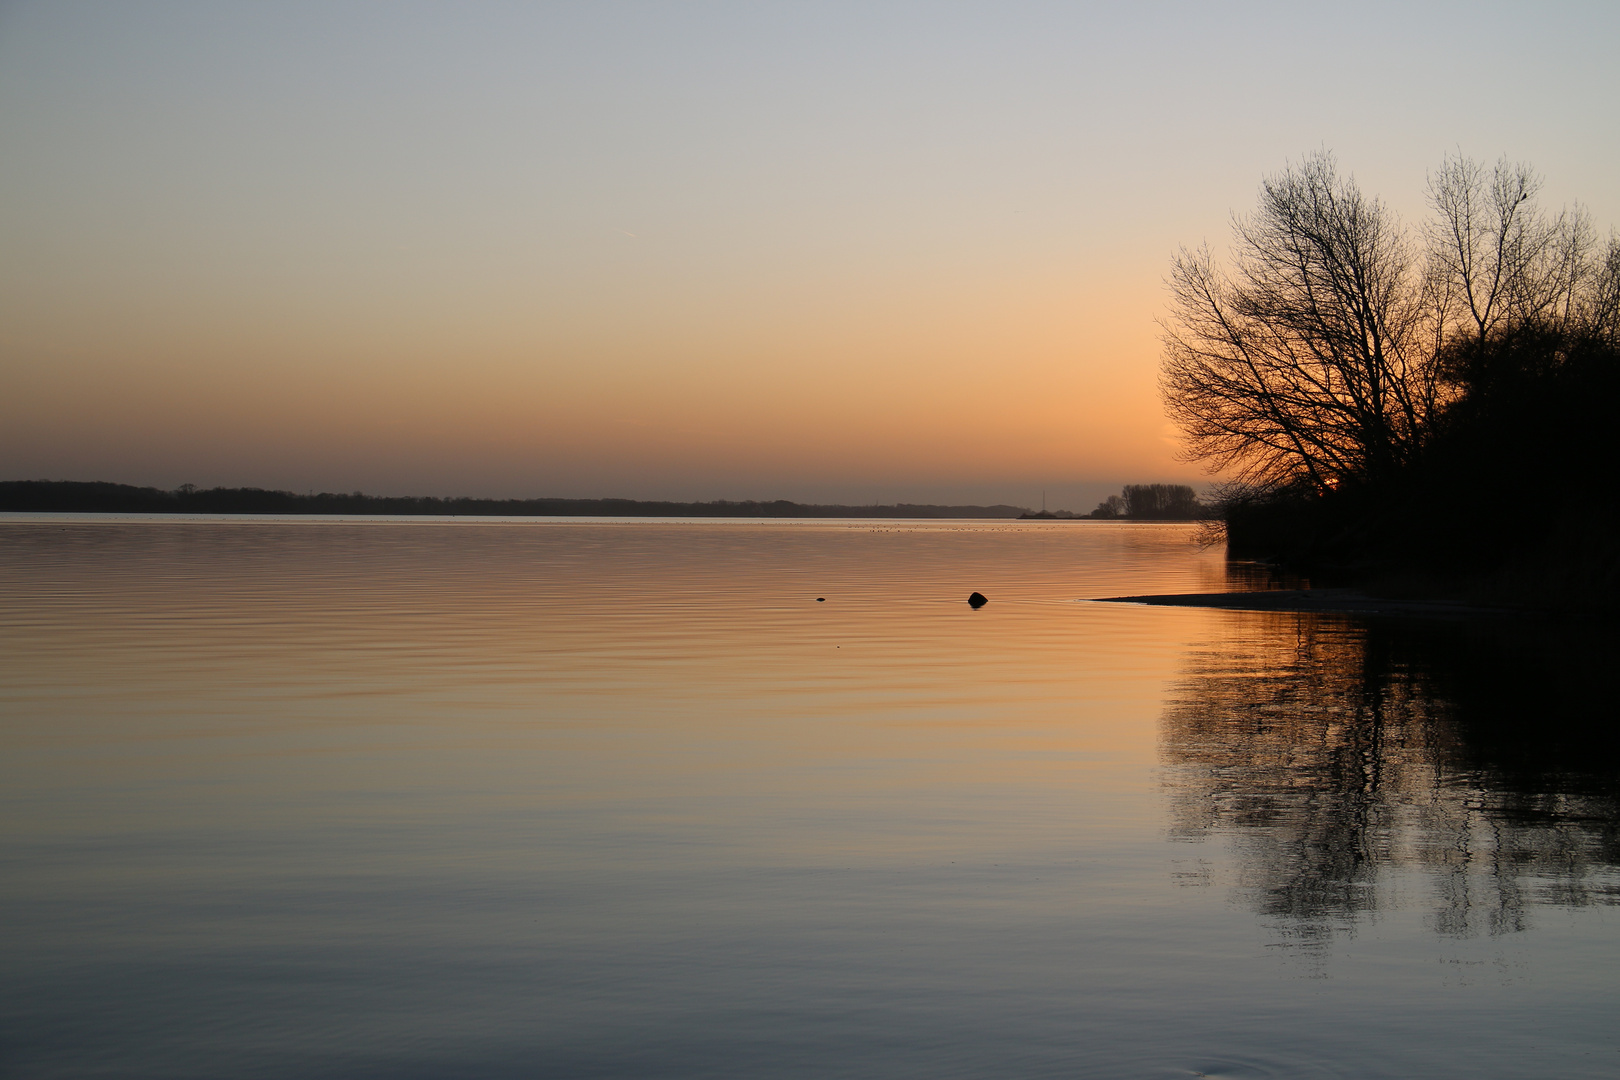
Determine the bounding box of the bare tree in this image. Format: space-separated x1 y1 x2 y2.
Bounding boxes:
1421 154 1620 412
1160 152 1437 494
1425 154 1602 355
1589 238 1620 346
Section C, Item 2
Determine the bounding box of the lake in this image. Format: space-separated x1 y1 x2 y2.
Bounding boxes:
1 517 1616 1078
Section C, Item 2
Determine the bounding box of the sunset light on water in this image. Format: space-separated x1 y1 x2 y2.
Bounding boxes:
4 519 1617 1077
2 3 1617 1076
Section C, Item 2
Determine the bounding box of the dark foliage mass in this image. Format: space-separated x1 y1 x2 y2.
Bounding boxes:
1163 152 1619 607
0 481 1030 519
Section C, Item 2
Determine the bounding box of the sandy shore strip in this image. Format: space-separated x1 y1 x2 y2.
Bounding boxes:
1089 588 1509 617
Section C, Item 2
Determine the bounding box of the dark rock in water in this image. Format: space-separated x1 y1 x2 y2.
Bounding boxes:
968 592 988 608
816 597 825 602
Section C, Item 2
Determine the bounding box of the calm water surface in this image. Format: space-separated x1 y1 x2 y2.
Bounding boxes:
1 518 1616 1078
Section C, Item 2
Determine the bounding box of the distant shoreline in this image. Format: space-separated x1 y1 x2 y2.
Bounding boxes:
0 481 1225 522
0 481 1040 519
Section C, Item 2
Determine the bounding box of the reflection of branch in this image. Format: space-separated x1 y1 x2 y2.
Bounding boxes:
1160 613 1620 944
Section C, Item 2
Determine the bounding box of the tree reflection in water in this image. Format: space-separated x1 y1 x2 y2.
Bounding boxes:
1161 613 1620 944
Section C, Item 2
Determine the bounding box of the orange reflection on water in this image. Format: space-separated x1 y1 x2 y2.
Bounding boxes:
0 519 1220 866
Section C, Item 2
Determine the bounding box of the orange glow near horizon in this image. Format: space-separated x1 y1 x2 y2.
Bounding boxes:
1 233 1187 503
2 4 1613 505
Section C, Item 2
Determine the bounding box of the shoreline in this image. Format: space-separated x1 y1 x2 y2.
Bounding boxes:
1091 588 1511 618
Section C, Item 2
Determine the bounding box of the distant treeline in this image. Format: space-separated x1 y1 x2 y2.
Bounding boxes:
0 481 1032 519
1091 484 1204 520
1021 484 1204 519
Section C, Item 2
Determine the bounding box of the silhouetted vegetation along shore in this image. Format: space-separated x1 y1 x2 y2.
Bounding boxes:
1162 152 1619 610
1018 483 1207 519
0 481 1034 519
1088 484 1205 520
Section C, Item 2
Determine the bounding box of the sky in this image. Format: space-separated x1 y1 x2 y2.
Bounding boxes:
2 1 1616 509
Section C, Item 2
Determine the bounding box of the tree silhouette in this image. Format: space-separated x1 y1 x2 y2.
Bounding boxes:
1161 152 1620 595
1160 151 1437 495
1426 154 1617 360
